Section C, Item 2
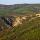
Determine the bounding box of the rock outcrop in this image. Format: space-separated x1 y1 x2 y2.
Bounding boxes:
0 15 28 28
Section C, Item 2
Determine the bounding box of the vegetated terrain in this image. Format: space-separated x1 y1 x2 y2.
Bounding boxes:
0 4 40 40
0 4 40 15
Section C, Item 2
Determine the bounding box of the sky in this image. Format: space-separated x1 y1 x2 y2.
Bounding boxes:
0 0 40 5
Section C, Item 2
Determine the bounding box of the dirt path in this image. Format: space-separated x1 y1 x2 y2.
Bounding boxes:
28 17 38 22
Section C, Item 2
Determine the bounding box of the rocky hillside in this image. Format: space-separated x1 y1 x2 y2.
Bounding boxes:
0 14 32 31
0 13 38 31
0 13 40 40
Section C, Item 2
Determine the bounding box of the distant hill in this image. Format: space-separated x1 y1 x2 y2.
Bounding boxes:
0 4 40 15
0 4 40 9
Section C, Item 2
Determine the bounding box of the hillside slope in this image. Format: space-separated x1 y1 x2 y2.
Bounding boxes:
0 4 40 40
0 14 40 40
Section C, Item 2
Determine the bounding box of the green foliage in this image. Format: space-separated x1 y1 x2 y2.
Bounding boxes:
0 6 33 15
